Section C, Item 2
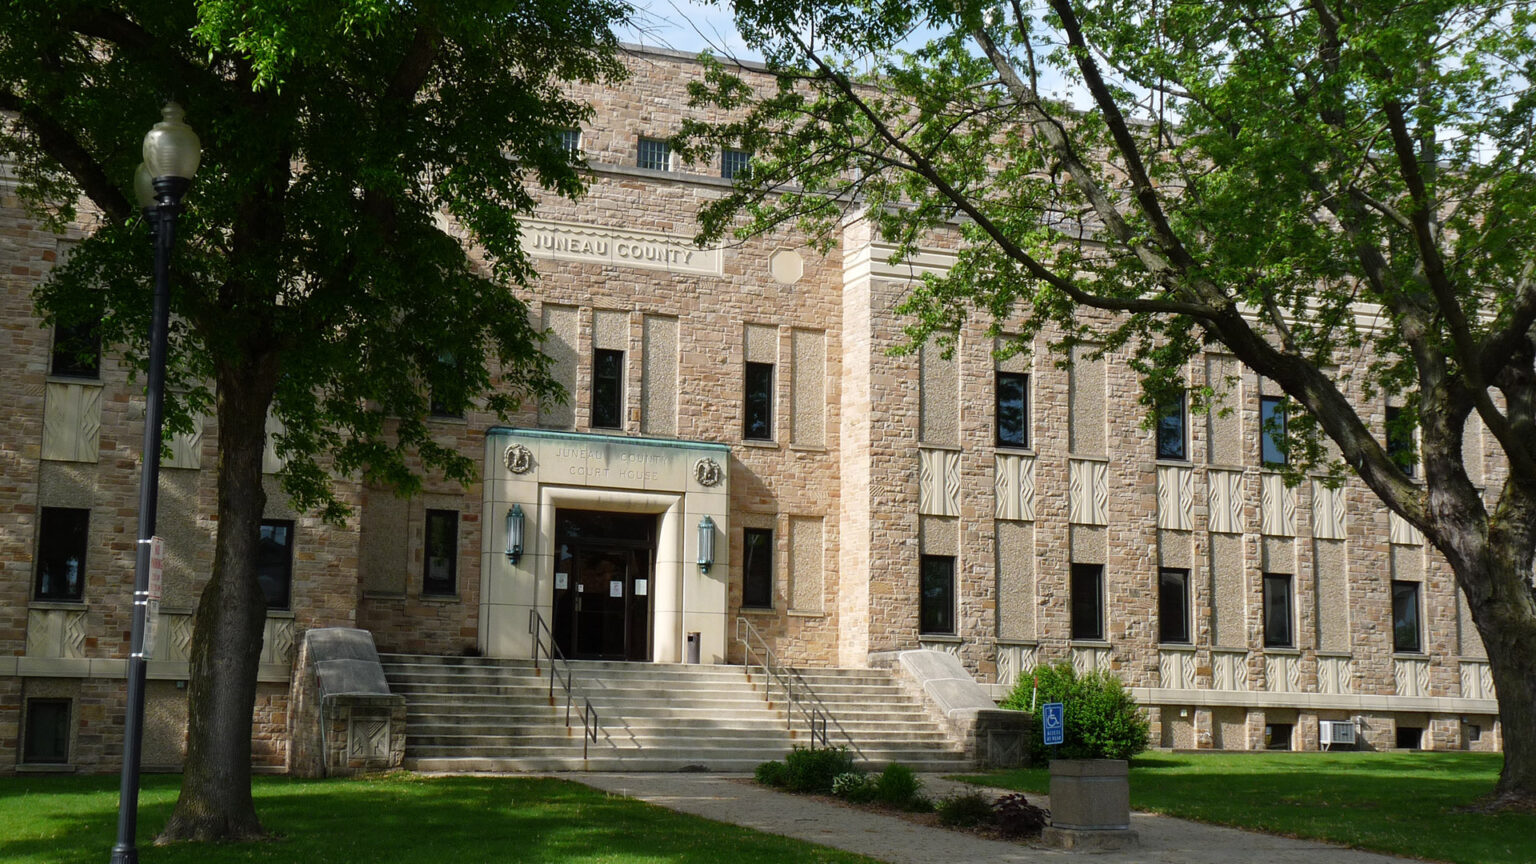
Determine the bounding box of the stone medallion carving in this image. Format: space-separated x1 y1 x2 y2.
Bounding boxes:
693 457 723 487
503 444 534 474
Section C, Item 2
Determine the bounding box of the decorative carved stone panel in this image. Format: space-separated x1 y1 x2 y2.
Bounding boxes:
263 413 286 474
1317 655 1352 695
163 416 204 470
1158 649 1197 689
1311 480 1347 540
1394 657 1431 697
1460 661 1495 700
261 616 297 665
994 454 1036 522
1070 645 1112 677
26 608 88 658
1389 512 1423 546
1068 459 1109 525
168 612 195 661
1264 654 1302 693
996 644 1037 688
918 448 961 517
1207 470 1245 534
1260 474 1297 537
41 382 102 462
1212 650 1249 691
918 640 961 658
1156 465 1194 531
348 715 392 761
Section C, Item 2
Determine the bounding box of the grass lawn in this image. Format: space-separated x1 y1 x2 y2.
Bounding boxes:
0 773 880 864
959 751 1535 864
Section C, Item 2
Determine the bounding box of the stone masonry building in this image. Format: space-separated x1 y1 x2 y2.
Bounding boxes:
1 46 1503 774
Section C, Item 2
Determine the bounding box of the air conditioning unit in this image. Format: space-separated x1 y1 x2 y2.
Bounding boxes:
1321 720 1357 748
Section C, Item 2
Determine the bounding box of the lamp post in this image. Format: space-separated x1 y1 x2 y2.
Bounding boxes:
111 102 200 864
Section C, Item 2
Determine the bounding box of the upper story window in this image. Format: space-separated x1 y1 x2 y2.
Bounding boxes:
1262 572 1294 648
721 147 752 179
637 137 672 172
257 519 295 610
995 372 1029 448
559 129 582 157
35 507 89 601
1392 579 1422 653
1260 395 1287 466
742 527 773 608
1157 392 1188 461
51 321 100 379
1386 405 1417 477
592 348 624 429
423 509 459 596
1158 567 1191 643
744 361 774 440
1070 563 1104 640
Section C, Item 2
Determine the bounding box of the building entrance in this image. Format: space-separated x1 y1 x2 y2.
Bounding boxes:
552 509 654 661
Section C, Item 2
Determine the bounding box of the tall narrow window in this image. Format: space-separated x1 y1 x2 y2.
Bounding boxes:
744 362 774 440
559 128 582 157
592 348 624 429
1386 406 1417 477
257 519 295 609
995 372 1029 448
23 699 70 764
1262 572 1294 647
1157 392 1188 460
721 147 753 179
423 510 458 596
919 555 955 635
50 321 100 379
1158 567 1191 643
742 527 773 608
429 352 464 418
35 507 89 601
1260 395 1288 466
1392 580 1422 653
1070 563 1104 640
637 137 672 171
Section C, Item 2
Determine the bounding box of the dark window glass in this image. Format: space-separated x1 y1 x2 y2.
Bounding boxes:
1392 580 1422 653
1260 396 1287 466
1265 723 1293 750
1159 567 1191 643
1070 563 1104 640
742 528 773 608
745 362 774 440
1386 406 1416 477
423 510 458 596
1396 726 1423 749
50 321 100 379
919 555 955 635
257 520 295 609
637 137 672 171
995 372 1029 448
1263 573 1293 647
592 348 624 429
1157 393 1187 460
428 352 464 418
23 699 70 764
34 507 89 601
721 147 753 179
559 129 582 157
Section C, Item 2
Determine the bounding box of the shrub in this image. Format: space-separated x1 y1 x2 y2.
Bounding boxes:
754 759 788 788
936 791 995 828
873 762 926 809
784 746 856 794
831 772 875 803
994 793 1050 838
1001 661 1150 762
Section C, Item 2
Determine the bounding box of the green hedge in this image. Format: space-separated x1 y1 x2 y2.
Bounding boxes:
1001 661 1149 762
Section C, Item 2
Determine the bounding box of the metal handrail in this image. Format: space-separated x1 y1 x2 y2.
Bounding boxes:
528 610 599 759
736 616 865 762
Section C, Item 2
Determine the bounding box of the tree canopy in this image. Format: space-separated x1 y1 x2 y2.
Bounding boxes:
683 0 1536 804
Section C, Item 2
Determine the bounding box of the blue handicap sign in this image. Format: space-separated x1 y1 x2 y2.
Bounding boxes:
1042 702 1065 746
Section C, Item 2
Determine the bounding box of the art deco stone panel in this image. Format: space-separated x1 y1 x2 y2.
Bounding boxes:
1071 645 1112 676
996 643 1037 689
1260 473 1297 536
1460 661 1495 700
1211 533 1246 647
919 341 958 446
996 521 1034 640
262 413 286 474
1395 657 1431 697
1311 480 1346 540
1068 459 1109 525
790 328 826 447
25 608 87 658
539 304 578 428
1265 653 1302 693
788 516 824 613
1159 648 1198 689
41 382 101 462
1205 354 1243 465
1207 469 1244 534
1068 345 1106 457
1389 511 1423 546
261 616 297 666
1212 650 1250 690
1156 465 1194 531
918 448 961 517
162 416 203 470
1314 539 1350 652
1317 654 1352 694
641 315 678 436
994 454 1036 521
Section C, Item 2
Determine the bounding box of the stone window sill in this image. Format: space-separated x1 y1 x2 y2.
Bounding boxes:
28 600 87 612
1263 647 1301 656
420 593 461 604
739 439 779 449
16 763 75 774
919 633 961 643
738 606 776 616
787 610 825 619
1158 642 1196 651
1069 640 1112 649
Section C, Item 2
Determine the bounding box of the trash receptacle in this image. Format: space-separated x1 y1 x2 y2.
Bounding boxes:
686 632 701 664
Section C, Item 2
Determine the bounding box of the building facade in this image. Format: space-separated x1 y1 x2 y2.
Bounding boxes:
1 46 1503 774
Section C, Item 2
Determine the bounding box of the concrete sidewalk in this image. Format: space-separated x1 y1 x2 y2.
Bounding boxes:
574 773 1419 864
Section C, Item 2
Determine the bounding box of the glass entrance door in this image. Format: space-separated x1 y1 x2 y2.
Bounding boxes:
552 510 654 661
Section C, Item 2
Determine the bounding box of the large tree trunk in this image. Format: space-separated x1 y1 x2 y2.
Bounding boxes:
159 361 276 842
1465 554 1536 807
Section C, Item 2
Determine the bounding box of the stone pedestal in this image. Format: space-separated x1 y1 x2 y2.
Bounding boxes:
1041 759 1139 850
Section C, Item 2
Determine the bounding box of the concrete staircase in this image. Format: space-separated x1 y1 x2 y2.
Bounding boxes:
381 654 971 772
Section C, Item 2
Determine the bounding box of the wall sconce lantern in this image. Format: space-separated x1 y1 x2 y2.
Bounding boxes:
505 504 524 564
697 515 715 573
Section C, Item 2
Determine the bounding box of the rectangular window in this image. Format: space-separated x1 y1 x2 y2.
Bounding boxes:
1262 572 1294 648
423 510 458 596
1070 563 1104 640
1158 567 1191 643
35 507 89 601
637 136 672 171
1157 392 1188 460
23 699 70 764
559 128 582 157
995 372 1029 448
1386 406 1416 477
744 361 774 440
592 348 624 429
1265 723 1293 750
721 147 752 179
1260 395 1287 466
742 527 773 608
1392 580 1422 653
919 555 955 635
1396 726 1423 749
50 321 100 379
257 519 295 609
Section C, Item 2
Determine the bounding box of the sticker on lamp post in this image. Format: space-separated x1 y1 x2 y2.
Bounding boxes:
1042 702 1065 747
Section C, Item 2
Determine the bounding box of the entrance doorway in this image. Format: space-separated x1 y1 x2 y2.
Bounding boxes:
552 510 655 661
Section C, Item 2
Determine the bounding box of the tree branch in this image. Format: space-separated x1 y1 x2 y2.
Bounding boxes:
0 89 133 222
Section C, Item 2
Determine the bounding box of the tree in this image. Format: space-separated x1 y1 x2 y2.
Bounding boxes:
1 0 625 840
682 0 1536 806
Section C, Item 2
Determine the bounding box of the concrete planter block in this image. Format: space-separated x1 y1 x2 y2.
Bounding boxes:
1042 758 1138 850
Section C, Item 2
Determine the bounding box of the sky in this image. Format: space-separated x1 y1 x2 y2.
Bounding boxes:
621 0 758 59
